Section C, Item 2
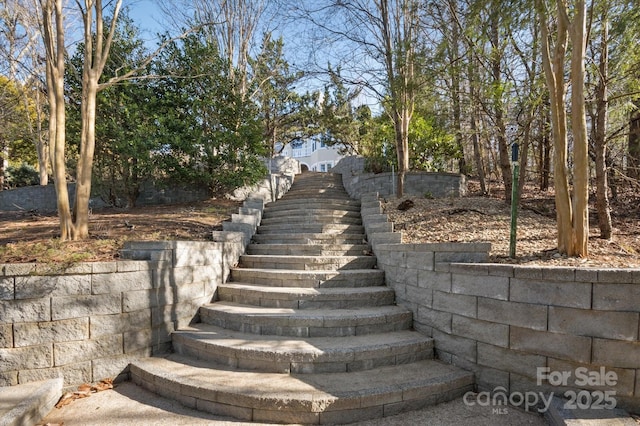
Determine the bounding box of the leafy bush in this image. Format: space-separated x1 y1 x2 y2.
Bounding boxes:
6 163 39 188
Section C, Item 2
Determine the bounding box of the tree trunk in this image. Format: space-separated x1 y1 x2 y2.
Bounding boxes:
41 0 74 240
539 105 551 191
395 108 410 197
73 74 99 239
538 0 572 254
489 11 511 202
569 0 589 257
593 10 612 240
468 58 487 194
629 105 640 179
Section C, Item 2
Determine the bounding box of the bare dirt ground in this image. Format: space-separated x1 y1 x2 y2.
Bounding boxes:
0 198 241 264
1 179 639 268
383 180 640 268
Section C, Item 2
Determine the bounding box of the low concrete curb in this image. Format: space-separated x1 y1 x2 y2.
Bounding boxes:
0 377 62 426
544 396 637 425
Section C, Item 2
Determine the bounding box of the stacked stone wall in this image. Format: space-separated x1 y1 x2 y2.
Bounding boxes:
359 192 640 413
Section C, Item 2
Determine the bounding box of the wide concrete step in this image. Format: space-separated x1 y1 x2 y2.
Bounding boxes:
172 324 434 374
259 215 362 226
263 198 360 212
198 302 413 337
262 208 362 220
238 254 376 271
131 355 474 424
247 243 372 256
229 268 384 288
257 223 365 234
251 233 367 245
280 193 353 202
217 283 394 308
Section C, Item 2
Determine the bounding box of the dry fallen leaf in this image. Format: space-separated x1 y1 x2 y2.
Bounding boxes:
54 378 114 409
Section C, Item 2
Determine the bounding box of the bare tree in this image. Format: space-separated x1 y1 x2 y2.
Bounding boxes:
537 0 589 257
171 0 268 100
1 0 49 185
300 0 424 197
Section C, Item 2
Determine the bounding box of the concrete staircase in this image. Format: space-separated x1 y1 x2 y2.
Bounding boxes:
130 172 474 424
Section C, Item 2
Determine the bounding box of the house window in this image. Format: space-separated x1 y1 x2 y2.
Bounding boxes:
320 164 326 172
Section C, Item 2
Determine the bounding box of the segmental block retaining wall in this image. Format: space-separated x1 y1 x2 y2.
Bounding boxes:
359 192 640 413
0 195 270 391
339 166 466 199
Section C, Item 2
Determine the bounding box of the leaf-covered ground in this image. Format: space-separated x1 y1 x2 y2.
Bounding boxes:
383 181 640 268
1 181 638 267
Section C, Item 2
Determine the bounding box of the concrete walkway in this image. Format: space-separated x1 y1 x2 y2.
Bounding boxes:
39 381 547 426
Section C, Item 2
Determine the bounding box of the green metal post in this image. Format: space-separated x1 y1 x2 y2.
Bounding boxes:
509 143 519 259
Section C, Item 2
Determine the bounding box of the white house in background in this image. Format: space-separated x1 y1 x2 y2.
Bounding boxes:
276 136 346 172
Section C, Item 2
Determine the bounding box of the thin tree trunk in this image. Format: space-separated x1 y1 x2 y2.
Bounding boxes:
538 0 572 254
593 10 612 239
468 58 487 194
569 0 589 257
489 10 512 202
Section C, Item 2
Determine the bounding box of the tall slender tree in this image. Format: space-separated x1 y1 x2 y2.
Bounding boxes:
537 0 589 257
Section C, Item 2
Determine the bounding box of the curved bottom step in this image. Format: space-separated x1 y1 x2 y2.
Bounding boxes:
130 355 474 425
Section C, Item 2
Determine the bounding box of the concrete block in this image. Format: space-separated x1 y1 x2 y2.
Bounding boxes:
452 314 509 347
509 278 591 308
91 270 153 294
541 267 576 282
122 289 155 312
15 274 91 299
0 371 18 386
51 294 121 320
597 269 634 283
574 268 598 283
593 283 640 312
361 206 382 216
510 326 592 363
14 318 89 347
124 329 153 353
477 297 547 330
91 262 118 274
0 344 52 370
435 251 488 264
54 334 123 366
417 307 452 333
432 329 477 362
1 263 36 276
449 263 488 275
547 358 636 396
549 306 638 341
0 278 13 300
592 338 640 369
406 251 434 272
432 291 477 318
19 362 91 388
418 270 451 292
0 324 12 348
393 266 419 287
35 263 92 275
451 273 509 300
513 266 543 280
90 309 151 337
477 342 546 379
0 377 63 426
92 348 151 381
0 299 50 322
405 284 432 308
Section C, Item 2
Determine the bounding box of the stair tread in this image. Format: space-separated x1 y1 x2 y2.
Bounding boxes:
201 301 409 319
220 283 392 296
132 355 473 405
174 323 431 355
